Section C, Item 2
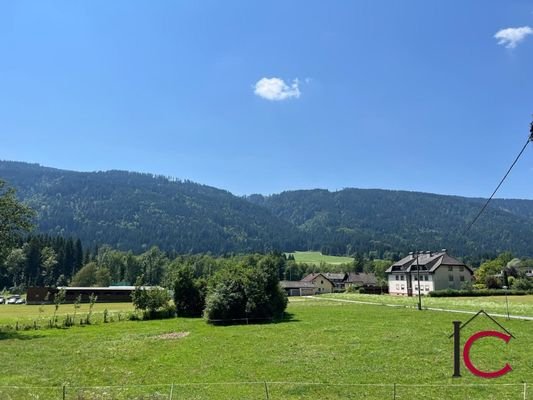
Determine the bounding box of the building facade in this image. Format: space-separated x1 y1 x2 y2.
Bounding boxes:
386 250 473 296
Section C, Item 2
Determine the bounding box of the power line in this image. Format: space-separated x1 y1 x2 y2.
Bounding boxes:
464 121 533 233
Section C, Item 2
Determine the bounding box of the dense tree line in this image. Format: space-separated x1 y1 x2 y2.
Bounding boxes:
0 234 85 291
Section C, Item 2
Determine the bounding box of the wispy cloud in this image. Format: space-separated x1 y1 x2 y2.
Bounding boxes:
494 26 533 48
254 77 301 101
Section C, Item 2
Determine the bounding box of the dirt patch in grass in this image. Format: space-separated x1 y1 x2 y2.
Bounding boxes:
154 331 190 340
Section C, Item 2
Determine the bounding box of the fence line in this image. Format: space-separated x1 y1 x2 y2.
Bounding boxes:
0 381 529 400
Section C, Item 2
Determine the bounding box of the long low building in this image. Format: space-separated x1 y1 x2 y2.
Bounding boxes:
279 281 316 296
26 286 158 304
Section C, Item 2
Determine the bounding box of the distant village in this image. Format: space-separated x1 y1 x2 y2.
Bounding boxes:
280 250 476 297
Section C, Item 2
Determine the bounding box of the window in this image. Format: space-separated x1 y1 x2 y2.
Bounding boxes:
424 275 428 281
449 274 454 281
401 285 405 290
460 276 465 282
396 284 400 290
396 275 399 280
401 275 405 280
425 285 429 291
448 266 453 272
459 266 464 272
321 280 323 284
415 285 418 290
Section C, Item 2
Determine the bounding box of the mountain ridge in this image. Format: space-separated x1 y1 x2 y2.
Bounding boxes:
2 160 533 258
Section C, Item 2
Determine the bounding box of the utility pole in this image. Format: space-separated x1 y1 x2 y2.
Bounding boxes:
416 251 422 311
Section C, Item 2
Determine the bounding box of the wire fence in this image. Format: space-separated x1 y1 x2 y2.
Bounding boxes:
0 381 529 400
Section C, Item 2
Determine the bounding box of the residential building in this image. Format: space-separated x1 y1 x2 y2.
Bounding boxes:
323 273 348 291
301 273 335 294
385 250 473 296
344 272 378 289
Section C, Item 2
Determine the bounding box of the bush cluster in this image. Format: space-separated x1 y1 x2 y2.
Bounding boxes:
169 254 288 323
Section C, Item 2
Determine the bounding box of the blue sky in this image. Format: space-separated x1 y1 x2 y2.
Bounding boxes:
1 1 533 198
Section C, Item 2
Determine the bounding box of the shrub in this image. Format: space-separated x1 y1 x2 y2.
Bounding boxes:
171 266 206 317
512 278 532 291
131 278 172 319
204 255 287 323
345 285 359 293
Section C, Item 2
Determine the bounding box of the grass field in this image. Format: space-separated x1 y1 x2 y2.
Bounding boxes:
0 302 135 325
1 297 532 399
322 293 533 318
286 251 354 265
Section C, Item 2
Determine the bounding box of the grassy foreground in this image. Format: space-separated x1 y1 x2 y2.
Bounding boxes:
286 251 354 265
0 298 532 399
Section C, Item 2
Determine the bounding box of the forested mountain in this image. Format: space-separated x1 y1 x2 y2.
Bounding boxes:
0 161 302 254
2 160 533 258
247 189 533 258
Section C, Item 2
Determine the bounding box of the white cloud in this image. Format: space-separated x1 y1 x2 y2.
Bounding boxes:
254 77 301 101
494 26 533 48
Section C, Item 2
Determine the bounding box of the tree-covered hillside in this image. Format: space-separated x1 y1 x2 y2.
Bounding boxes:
0 161 302 254
247 189 533 258
3 160 533 258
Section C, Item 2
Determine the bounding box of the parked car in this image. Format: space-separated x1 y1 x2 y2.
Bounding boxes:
15 298 26 304
7 295 21 304
0 296 4 304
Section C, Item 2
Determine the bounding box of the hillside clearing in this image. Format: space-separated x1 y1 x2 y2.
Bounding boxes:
286 251 354 265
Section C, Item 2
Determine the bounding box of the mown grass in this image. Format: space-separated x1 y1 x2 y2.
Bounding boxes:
0 298 532 399
286 251 354 265
322 293 533 318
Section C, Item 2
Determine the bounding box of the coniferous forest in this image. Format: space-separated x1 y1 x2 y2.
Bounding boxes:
2 160 533 262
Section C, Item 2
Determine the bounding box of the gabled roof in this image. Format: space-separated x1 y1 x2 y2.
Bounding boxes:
345 272 378 286
385 251 471 274
301 273 335 285
324 273 347 281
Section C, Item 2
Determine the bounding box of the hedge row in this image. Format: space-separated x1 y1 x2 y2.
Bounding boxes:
428 289 533 297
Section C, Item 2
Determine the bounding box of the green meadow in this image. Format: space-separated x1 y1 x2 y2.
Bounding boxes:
0 297 532 399
286 251 354 265
322 293 533 318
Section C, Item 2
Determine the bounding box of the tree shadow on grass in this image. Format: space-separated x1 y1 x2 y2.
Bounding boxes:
273 312 299 324
208 312 300 326
0 330 44 341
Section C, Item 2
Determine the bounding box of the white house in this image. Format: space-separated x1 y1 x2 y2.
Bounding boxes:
386 250 473 296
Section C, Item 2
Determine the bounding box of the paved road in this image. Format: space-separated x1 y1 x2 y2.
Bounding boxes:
305 295 533 321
